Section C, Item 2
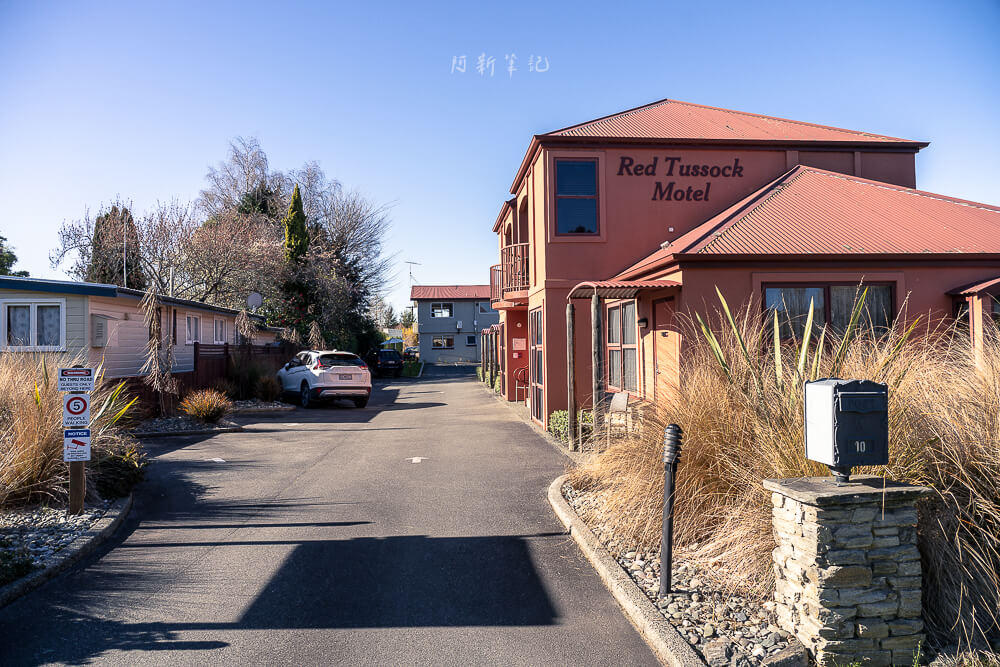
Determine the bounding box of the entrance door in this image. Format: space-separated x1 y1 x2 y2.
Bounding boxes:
529 308 543 422
653 298 680 403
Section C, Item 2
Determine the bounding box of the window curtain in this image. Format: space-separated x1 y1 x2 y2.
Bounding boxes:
36 306 60 346
766 287 825 339
7 305 29 345
831 285 892 335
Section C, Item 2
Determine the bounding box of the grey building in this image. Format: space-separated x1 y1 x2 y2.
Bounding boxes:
410 285 498 363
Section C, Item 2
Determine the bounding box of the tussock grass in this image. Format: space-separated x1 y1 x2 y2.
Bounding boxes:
569 298 1000 649
179 389 232 423
0 353 141 507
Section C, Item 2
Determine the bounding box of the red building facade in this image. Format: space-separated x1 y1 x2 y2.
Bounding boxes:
488 99 1000 429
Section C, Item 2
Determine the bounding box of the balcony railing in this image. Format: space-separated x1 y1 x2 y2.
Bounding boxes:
490 243 530 302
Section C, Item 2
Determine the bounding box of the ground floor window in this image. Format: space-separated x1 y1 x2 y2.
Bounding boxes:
1 300 65 350
529 307 543 421
764 283 893 338
432 335 454 349
185 315 201 343
214 318 228 344
466 334 476 346
606 300 638 393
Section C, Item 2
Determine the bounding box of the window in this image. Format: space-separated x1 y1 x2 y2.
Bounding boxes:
431 303 453 318
185 315 200 344
764 283 893 339
318 353 365 367
477 302 494 314
213 318 228 344
529 308 544 421
466 334 477 346
555 159 598 235
606 301 638 393
2 300 65 350
432 336 454 349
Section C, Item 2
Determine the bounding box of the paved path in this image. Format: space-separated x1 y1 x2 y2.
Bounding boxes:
0 368 656 666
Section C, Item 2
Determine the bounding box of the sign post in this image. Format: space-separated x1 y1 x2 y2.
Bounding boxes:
60 367 94 515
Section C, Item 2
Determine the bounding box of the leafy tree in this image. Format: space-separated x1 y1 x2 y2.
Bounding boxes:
400 308 415 329
283 184 308 263
0 235 28 276
87 205 146 289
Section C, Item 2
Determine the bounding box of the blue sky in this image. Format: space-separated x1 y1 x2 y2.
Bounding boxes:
1 0 997 313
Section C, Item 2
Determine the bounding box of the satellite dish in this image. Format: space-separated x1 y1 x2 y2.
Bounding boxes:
246 292 263 310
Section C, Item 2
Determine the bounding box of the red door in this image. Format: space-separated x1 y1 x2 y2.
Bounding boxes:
653 298 680 404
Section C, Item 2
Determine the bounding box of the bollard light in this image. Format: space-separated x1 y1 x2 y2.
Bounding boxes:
659 424 683 598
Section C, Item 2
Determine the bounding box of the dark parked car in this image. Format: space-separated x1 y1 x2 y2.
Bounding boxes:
366 349 403 377
403 346 419 360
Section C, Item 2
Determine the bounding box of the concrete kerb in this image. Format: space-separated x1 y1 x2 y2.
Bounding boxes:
548 475 706 667
0 493 133 608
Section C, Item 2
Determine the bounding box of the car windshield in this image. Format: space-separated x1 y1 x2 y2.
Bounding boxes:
378 350 401 361
318 354 365 367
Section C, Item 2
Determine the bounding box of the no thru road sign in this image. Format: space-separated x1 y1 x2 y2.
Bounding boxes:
58 368 95 392
63 393 91 428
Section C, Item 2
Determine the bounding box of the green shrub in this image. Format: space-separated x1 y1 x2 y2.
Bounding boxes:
179 389 232 423
549 409 594 442
493 374 502 393
93 442 147 498
401 361 421 377
227 361 268 400
0 539 33 586
255 375 282 402
476 366 483 382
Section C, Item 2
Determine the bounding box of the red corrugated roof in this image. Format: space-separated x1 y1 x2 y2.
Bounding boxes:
410 285 491 300
948 276 1000 296
616 166 1000 279
545 99 920 144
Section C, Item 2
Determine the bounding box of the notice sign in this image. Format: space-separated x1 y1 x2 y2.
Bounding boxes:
512 338 527 351
63 393 91 428
63 429 91 462
58 368 95 393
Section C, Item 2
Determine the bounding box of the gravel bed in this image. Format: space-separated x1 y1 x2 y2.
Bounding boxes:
134 415 240 433
1 499 114 572
563 483 791 667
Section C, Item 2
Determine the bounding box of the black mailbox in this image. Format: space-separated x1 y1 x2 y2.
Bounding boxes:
804 379 889 483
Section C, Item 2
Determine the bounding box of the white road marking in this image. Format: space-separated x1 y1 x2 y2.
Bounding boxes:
283 423 302 427
205 458 226 463
407 457 428 464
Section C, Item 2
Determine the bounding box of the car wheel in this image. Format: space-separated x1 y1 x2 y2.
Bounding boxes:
300 383 312 408
353 397 369 409
393 370 402 378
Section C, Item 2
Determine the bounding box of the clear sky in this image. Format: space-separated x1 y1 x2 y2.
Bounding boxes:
1 0 997 313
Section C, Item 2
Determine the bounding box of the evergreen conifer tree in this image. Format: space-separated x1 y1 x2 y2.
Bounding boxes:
283 184 309 263
87 205 146 288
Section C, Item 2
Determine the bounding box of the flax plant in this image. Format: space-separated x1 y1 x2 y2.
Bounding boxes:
570 288 1000 649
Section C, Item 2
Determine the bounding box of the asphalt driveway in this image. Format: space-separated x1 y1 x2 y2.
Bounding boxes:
0 367 656 666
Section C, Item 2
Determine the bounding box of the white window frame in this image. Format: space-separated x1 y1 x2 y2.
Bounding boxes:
185 314 201 344
430 302 453 318
213 318 228 344
0 298 67 352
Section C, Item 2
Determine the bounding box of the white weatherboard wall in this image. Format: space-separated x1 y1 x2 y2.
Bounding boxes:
0 289 87 359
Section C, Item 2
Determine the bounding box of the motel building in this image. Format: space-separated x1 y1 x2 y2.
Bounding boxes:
484 98 1000 431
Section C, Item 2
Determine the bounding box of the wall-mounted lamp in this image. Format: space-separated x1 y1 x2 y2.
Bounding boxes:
638 317 649 328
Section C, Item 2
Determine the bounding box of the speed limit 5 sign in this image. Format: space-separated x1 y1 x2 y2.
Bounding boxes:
63 393 91 428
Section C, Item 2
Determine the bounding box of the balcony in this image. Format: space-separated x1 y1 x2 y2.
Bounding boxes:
490 242 530 306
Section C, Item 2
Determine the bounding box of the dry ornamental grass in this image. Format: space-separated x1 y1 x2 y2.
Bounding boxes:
569 290 1000 650
0 353 142 507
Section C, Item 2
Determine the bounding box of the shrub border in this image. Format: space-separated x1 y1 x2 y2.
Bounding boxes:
548 475 706 667
0 493 133 609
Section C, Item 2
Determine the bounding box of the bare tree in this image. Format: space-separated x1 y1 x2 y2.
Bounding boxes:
198 137 282 220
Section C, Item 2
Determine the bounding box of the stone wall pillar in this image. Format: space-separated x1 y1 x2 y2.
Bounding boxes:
764 476 931 667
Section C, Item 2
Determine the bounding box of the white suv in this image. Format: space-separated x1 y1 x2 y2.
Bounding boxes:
276 350 372 408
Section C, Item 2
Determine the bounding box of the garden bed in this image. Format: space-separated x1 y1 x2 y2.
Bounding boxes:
230 399 296 414
563 482 792 667
132 415 242 436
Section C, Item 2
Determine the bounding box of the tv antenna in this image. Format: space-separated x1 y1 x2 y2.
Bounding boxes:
404 261 421 286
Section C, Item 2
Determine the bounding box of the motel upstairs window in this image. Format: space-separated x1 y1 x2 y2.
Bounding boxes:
765 284 893 340
555 159 598 235
606 301 638 393
431 303 453 318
